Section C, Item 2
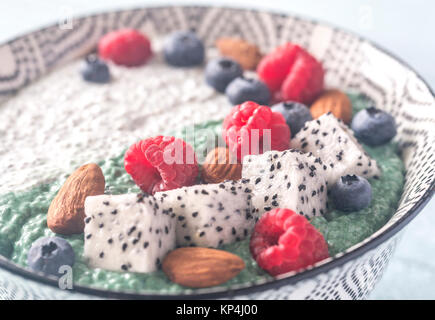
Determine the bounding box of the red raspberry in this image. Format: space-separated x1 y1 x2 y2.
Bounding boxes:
280 51 324 103
222 101 290 161
124 136 198 194
98 29 152 67
257 43 302 93
250 208 329 276
257 43 324 105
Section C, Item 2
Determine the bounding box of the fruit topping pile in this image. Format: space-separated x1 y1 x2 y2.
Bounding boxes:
27 29 399 290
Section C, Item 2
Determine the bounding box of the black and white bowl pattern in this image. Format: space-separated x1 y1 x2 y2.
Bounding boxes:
0 5 433 300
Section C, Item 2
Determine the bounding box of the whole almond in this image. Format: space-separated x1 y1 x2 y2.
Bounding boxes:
47 163 105 235
162 247 245 288
310 89 352 124
201 147 242 183
216 37 263 70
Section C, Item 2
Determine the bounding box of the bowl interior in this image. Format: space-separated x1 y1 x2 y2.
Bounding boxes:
0 5 434 298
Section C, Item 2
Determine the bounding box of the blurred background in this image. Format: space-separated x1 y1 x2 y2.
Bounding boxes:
0 0 433 299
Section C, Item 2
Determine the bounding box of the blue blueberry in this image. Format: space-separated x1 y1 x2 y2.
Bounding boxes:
271 101 312 135
80 55 110 84
163 31 205 67
351 107 396 146
27 237 75 276
330 175 372 212
225 76 270 105
205 58 243 93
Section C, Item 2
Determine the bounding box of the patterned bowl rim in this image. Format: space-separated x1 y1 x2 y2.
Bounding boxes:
0 4 433 300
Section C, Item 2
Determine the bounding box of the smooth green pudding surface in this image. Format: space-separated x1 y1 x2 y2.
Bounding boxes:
0 93 405 293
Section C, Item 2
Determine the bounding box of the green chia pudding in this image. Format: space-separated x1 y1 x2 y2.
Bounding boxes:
0 91 404 293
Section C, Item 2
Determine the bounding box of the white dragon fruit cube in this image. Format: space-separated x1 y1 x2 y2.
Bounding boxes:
242 149 328 219
155 180 256 248
291 113 381 186
83 193 175 273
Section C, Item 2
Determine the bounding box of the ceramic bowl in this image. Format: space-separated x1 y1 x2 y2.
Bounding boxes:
0 5 434 300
